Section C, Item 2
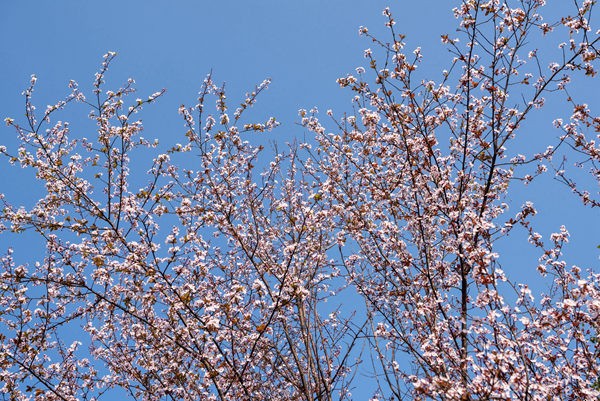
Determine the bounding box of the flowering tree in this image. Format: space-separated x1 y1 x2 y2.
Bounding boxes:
0 56 361 400
303 1 600 399
1 1 600 400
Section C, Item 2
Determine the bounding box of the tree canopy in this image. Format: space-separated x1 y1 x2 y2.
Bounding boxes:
1 1 599 400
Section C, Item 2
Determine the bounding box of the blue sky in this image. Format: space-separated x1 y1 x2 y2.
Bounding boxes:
0 1 598 398
0 1 454 132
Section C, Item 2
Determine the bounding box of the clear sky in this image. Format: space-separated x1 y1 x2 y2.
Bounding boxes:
0 1 598 398
0 1 456 136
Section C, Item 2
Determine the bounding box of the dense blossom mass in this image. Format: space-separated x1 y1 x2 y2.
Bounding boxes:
1 1 599 400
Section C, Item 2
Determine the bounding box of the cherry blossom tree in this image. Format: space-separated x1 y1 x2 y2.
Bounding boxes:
1 1 600 400
302 1 600 399
0 55 362 401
